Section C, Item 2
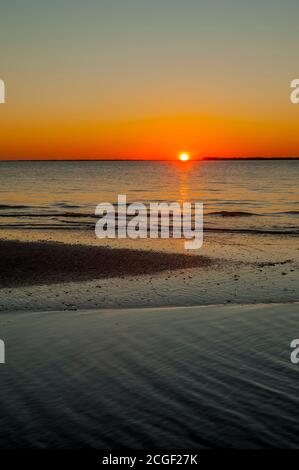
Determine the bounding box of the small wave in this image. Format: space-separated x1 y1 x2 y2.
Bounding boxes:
204 227 299 235
0 211 93 218
206 210 257 217
0 223 298 236
62 212 94 218
278 211 299 216
0 204 30 210
54 203 82 209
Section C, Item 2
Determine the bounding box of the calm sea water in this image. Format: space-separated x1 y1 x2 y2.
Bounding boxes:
0 160 298 234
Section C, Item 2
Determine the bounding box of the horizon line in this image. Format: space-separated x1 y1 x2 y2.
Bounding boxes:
0 157 299 162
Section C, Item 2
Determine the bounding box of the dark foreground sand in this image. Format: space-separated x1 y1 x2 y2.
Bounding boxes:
0 240 211 288
0 303 299 448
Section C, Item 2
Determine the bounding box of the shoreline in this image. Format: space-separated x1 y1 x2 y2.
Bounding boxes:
1 299 298 316
0 233 297 313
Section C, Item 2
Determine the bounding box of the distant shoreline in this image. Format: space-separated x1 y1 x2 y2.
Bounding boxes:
0 157 298 162
203 157 299 161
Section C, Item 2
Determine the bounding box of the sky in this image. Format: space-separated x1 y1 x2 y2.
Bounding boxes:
0 0 298 160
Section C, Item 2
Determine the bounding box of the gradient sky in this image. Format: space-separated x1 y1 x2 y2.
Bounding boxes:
0 0 298 159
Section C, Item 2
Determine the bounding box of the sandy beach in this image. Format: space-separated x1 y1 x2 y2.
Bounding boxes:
0 239 212 288
0 231 297 312
0 231 298 448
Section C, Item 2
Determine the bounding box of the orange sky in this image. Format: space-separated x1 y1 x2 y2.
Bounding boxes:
1 109 298 160
0 1 299 160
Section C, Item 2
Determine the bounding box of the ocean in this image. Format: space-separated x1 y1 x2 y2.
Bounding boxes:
0 160 298 235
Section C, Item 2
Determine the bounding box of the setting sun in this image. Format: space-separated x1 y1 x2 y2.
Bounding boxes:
179 153 190 162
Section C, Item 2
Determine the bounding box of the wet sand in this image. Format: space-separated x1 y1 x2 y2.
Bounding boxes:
0 240 211 288
0 234 298 449
0 302 299 448
0 232 298 312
